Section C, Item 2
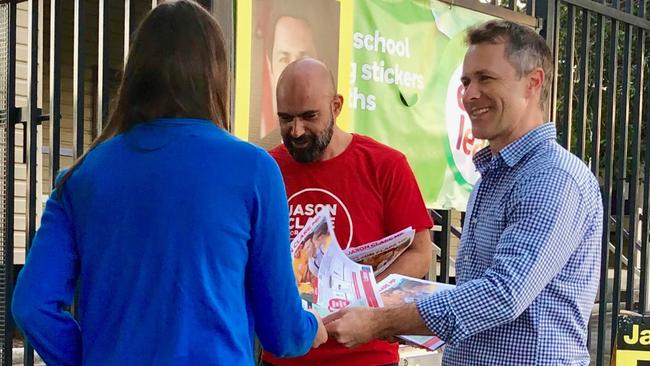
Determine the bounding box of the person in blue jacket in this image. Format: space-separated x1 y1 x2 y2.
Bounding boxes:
11 1 327 365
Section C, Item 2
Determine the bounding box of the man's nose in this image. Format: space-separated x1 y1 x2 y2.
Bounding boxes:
463 82 480 101
291 119 306 138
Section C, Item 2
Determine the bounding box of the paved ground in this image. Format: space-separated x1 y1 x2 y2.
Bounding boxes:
589 311 614 366
10 348 44 366
4 312 613 366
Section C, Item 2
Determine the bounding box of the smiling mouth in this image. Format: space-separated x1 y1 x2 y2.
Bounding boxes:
469 106 490 119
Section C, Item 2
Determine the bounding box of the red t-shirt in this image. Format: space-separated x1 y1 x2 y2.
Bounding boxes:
263 134 433 366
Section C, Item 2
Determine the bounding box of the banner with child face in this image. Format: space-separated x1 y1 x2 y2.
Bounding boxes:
235 0 496 211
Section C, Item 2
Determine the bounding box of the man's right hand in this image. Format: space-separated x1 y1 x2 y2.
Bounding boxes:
308 309 328 348
323 306 380 348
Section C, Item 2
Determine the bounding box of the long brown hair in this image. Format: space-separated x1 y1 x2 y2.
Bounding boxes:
56 0 229 191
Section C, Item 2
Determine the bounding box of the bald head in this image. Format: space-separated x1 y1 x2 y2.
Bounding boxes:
275 58 344 163
277 58 337 100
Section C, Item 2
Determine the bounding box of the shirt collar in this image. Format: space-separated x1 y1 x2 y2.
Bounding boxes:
473 146 494 175
473 123 557 174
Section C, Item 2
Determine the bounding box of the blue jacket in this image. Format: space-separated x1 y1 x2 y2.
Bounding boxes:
12 118 317 365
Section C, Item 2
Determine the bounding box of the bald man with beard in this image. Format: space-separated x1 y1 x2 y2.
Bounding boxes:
261 58 434 366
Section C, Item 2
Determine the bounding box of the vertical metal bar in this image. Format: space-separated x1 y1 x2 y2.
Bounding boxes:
438 210 450 284
537 0 560 124
640 0 650 313
2 2 17 365
627 26 644 312
70 0 87 322
550 0 560 124
596 16 616 366
73 0 84 159
124 0 134 67
575 10 590 160
626 0 645 312
536 0 554 43
526 0 536 16
24 0 39 364
642 100 650 314
617 22 632 311
591 15 605 177
606 16 621 360
427 209 437 282
428 229 436 282
561 4 576 150
49 0 61 187
97 0 110 135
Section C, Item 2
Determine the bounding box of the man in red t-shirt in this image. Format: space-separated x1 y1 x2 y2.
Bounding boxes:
261 58 433 366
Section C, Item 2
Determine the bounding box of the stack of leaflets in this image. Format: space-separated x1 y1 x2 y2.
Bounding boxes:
290 208 383 316
289 208 455 352
377 274 455 351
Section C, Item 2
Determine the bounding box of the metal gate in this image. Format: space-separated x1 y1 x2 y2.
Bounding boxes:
0 2 15 365
0 1 228 365
544 0 650 364
434 2 650 365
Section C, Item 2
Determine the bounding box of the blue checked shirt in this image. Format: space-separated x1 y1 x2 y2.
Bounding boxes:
417 123 603 365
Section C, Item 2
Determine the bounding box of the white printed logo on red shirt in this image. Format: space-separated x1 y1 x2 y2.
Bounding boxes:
288 188 353 249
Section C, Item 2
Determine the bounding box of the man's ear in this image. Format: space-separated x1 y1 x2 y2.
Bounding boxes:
332 94 344 117
527 67 545 98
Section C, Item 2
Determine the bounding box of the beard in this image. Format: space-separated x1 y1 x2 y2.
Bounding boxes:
283 116 334 163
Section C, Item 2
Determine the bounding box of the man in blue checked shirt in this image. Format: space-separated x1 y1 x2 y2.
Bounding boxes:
325 20 603 366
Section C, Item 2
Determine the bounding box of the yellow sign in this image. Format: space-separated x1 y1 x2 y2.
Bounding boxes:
615 314 650 366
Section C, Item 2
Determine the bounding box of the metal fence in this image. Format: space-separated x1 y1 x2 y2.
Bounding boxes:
546 0 650 364
0 2 15 365
432 1 650 366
